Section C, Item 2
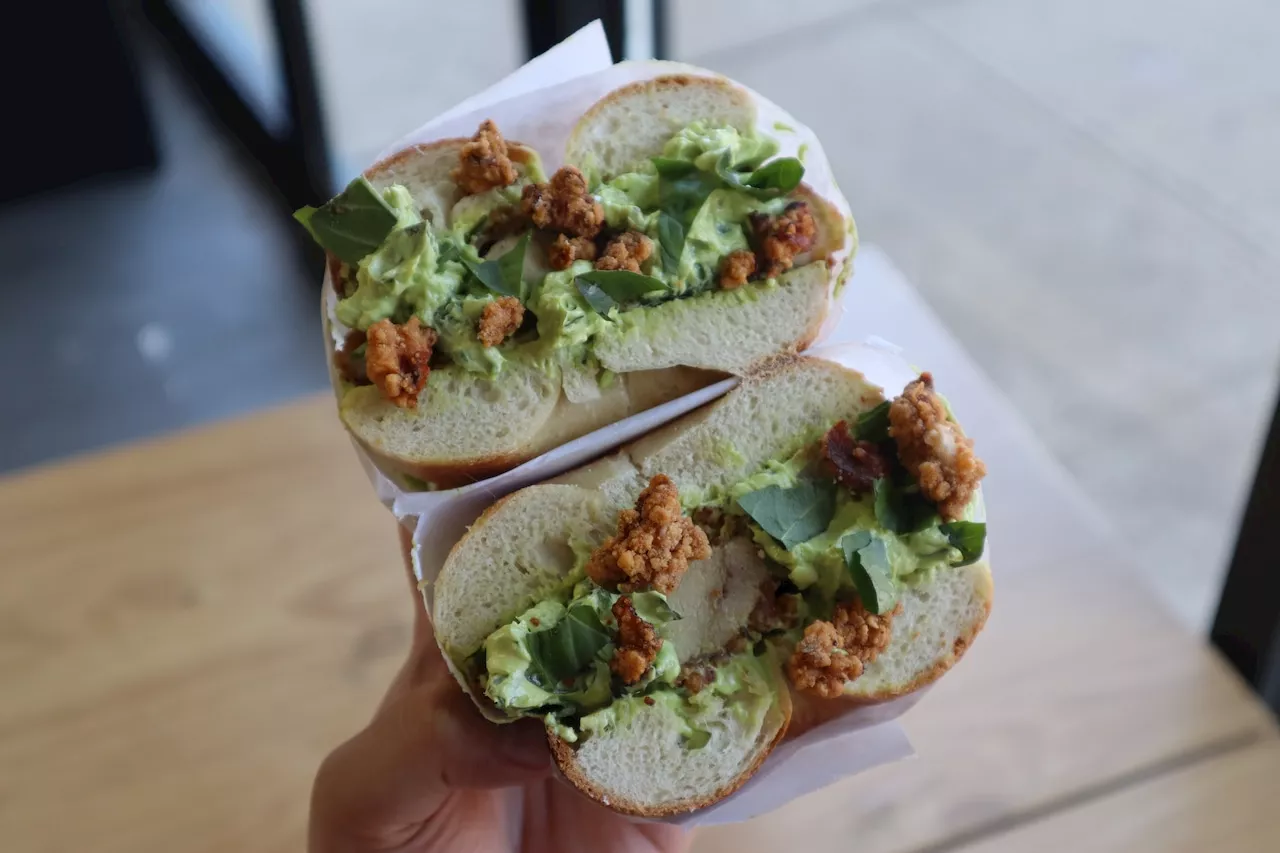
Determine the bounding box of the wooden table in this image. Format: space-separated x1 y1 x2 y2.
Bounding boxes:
2 250 1276 852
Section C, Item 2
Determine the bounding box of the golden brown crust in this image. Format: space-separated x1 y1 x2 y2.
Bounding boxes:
522 166 604 238
888 372 987 521
584 474 711 594
547 234 597 270
365 318 437 408
750 201 817 279
718 249 756 289
595 231 653 273
477 296 525 347
451 120 519 195
609 597 662 684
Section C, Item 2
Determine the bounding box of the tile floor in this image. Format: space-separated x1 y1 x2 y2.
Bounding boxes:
5 0 1278 631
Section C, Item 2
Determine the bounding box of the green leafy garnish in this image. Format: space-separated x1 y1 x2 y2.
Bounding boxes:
940 521 986 567
683 728 712 750
293 176 399 265
526 606 611 688
854 401 892 443
575 269 670 303
737 479 837 550
714 153 805 199
842 531 898 614
630 591 681 624
576 280 617 316
656 211 684 275
462 232 530 299
873 478 938 535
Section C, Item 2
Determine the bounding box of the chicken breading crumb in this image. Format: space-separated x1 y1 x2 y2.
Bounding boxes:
476 296 525 347
585 474 712 594
521 166 604 238
750 201 817 278
609 597 663 685
364 317 436 408
452 119 519 195
595 231 653 272
333 329 369 386
677 663 717 695
547 233 597 270
821 420 890 495
719 249 757 289
787 600 899 698
888 372 987 521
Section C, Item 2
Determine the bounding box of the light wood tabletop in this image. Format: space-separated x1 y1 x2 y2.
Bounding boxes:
1 252 1274 852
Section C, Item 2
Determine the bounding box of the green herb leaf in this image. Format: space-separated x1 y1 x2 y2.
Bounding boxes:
737 479 838 550
843 533 898 614
745 157 805 194
526 606 611 686
653 157 719 225
713 153 805 199
683 728 712 750
575 269 670 303
939 521 986 567
630 591 681 624
293 176 399 265
656 211 685 275
462 232 530 299
873 478 939 535
854 401 892 443
576 280 617 316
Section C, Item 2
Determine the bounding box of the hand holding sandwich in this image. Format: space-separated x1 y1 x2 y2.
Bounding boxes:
308 527 690 853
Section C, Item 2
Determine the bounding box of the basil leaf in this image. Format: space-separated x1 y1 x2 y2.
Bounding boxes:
683 729 712 750
294 176 399 265
576 269 670 303
653 157 719 224
462 232 530 298
745 157 805 195
657 211 685 276
737 479 837 550
713 153 805 199
576 280 617 316
940 521 986 567
527 606 611 686
630 591 681 624
873 478 939 535
843 533 898 614
854 401 892 443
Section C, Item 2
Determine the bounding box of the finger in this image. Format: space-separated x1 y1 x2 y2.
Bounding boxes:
314 680 550 836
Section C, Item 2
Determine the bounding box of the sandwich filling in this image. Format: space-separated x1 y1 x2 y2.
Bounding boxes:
469 373 987 747
297 119 830 410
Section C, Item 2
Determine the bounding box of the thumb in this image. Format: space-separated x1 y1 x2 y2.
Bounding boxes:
312 682 550 838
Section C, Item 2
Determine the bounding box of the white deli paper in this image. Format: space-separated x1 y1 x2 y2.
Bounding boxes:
327 22 953 829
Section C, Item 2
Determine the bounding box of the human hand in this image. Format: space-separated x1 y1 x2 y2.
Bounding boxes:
308 525 691 853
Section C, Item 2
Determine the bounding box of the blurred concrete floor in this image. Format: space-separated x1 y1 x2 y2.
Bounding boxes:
4 0 1279 633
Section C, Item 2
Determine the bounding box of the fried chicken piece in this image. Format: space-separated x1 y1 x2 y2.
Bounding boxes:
787 599 898 698
748 580 800 634
333 329 369 385
585 474 712 594
595 231 653 273
521 166 604 238
452 119 518 195
609 597 663 685
888 372 987 521
719 249 756 289
821 420 890 495
547 233 597 270
477 296 525 347
676 663 718 695
750 201 817 278
364 317 437 408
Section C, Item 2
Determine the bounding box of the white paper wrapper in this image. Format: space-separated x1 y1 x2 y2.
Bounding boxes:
326 21 974 830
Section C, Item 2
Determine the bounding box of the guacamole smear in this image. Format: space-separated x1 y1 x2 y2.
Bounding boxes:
297 118 832 408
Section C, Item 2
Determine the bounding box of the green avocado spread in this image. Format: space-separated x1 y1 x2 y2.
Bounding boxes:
298 120 831 394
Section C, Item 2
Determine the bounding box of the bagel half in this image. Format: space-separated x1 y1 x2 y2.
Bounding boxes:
307 70 855 489
432 353 991 815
